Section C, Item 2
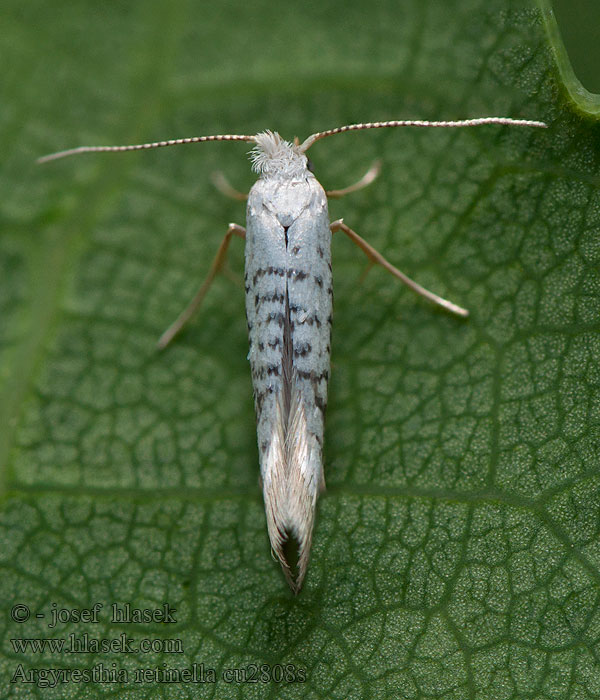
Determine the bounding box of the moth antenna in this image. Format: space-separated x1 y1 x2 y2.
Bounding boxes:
37 133 257 164
299 117 548 152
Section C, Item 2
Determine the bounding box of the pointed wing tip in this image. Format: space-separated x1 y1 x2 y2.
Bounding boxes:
272 537 310 594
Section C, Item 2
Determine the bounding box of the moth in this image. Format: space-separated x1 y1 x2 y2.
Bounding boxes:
39 116 547 592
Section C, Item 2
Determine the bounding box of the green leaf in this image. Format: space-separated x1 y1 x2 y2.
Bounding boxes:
1 0 599 697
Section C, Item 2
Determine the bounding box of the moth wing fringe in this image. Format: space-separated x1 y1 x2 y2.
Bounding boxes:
262 378 319 593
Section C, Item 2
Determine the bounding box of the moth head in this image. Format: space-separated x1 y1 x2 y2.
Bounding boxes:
249 131 309 179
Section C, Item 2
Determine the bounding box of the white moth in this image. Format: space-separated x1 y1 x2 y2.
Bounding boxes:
39 116 547 592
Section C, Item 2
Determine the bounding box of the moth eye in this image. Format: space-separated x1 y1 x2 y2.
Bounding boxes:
306 158 315 172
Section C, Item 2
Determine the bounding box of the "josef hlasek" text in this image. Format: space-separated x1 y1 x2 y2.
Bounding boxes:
47 603 177 628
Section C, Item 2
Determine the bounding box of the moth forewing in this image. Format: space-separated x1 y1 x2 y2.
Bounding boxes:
245 144 331 592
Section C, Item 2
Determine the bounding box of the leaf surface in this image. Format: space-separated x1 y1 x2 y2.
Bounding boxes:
1 0 599 697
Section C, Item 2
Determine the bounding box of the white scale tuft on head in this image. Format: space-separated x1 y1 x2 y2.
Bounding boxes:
250 131 308 178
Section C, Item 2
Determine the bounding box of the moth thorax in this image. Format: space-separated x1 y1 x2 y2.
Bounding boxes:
250 131 309 179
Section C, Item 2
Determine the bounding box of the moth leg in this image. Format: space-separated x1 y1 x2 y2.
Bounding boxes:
157 223 246 349
325 160 381 199
330 219 469 318
211 171 248 201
